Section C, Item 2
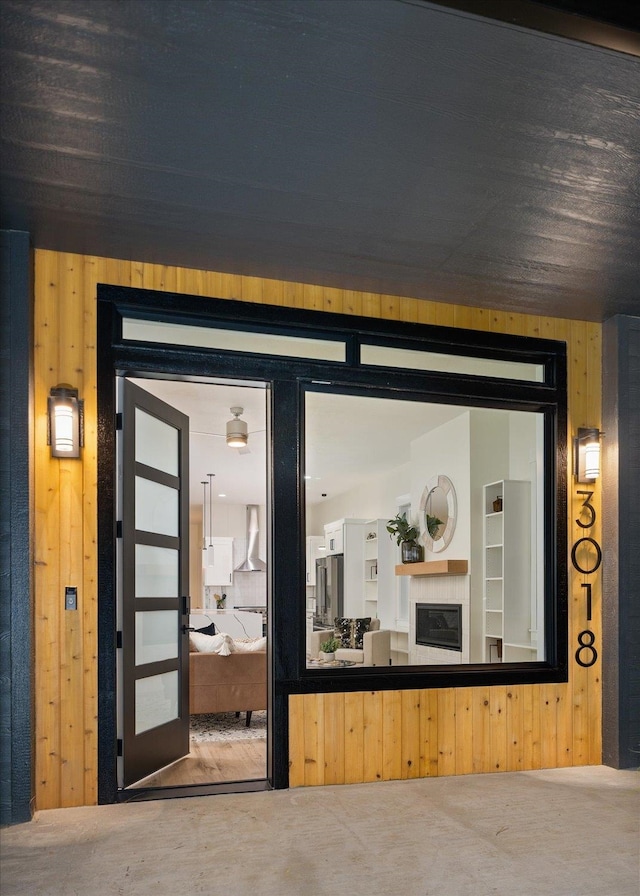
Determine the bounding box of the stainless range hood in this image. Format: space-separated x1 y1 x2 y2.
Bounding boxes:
234 504 267 572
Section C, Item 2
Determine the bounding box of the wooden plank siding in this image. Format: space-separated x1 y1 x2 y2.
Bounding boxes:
33 249 602 807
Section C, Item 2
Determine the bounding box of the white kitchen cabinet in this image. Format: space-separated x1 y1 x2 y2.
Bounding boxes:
324 521 344 555
305 535 325 586
202 537 234 587
482 481 535 662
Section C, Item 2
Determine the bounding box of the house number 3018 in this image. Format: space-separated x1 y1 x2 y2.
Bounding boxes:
572 490 599 668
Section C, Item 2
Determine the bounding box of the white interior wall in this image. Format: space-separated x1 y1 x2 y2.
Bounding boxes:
307 462 412 535
410 411 471 560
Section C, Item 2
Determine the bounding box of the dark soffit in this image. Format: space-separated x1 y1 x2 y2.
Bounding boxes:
1 0 639 322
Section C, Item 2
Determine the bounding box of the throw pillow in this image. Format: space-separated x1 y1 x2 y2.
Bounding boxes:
232 636 267 653
189 631 233 655
334 617 371 649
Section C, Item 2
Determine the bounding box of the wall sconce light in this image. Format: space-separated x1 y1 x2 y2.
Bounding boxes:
573 427 601 483
48 385 84 458
226 406 248 448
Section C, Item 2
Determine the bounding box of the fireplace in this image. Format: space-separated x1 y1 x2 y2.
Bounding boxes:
416 603 462 652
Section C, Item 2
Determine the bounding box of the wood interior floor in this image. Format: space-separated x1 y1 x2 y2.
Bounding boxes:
130 737 267 788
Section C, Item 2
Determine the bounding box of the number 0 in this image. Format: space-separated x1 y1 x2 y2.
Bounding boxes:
571 537 602 575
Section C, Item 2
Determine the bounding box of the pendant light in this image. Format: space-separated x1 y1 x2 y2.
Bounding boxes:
201 480 208 549
206 473 215 564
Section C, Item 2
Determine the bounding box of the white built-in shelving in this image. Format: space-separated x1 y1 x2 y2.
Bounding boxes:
362 519 396 627
482 480 535 662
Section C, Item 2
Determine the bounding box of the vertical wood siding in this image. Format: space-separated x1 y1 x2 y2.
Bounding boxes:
33 250 601 807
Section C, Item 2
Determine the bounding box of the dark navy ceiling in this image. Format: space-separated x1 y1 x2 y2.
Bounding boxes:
1 0 639 322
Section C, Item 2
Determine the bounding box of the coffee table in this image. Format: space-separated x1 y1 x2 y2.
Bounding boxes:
306 658 357 669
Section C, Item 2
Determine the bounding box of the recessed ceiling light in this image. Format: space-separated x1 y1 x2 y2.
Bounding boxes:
218 493 226 498
304 475 311 480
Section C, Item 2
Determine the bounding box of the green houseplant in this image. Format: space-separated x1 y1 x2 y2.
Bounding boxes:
319 636 340 661
387 513 423 563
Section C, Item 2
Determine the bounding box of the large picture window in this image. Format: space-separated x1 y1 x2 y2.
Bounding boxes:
304 390 546 668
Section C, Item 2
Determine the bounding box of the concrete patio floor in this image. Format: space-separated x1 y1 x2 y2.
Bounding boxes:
1 765 638 896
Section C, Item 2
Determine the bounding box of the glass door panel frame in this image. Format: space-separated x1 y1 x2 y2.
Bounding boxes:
119 379 190 789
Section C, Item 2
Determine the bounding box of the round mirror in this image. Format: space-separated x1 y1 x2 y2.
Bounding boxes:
419 474 457 553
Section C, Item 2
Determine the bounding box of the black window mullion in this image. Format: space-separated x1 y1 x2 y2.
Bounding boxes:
269 377 301 788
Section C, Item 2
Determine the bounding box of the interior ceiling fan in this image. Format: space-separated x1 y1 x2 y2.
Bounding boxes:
191 407 265 455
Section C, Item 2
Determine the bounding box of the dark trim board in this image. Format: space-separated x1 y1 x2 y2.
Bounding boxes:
97 284 568 799
97 296 118 804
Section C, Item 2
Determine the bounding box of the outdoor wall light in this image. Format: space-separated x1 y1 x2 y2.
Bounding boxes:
573 427 601 483
226 406 248 448
48 385 84 458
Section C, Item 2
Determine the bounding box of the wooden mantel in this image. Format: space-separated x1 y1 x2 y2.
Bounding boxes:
394 559 468 576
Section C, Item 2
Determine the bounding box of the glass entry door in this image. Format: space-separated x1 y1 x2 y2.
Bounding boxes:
118 379 190 788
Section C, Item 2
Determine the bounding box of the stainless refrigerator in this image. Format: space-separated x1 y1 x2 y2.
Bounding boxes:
315 555 344 628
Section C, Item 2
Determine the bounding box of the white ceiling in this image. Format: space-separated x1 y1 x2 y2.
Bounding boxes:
131 378 465 509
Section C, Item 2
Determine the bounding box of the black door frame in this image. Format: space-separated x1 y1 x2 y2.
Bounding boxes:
97 284 568 803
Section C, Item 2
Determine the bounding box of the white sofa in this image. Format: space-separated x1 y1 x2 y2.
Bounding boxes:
308 618 391 667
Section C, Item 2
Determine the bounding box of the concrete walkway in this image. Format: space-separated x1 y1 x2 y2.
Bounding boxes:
1 766 638 896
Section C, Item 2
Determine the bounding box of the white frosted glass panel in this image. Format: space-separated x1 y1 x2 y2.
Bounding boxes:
135 545 178 597
361 344 544 382
123 318 345 362
135 408 178 475
135 477 178 536
135 671 179 735
135 611 178 665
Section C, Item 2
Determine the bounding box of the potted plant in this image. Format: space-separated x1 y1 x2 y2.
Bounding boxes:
387 513 424 563
319 636 339 662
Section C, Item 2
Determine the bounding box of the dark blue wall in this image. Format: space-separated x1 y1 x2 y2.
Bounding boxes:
603 315 640 768
0 230 34 825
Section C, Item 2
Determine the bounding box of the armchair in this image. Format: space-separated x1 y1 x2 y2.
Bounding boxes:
308 618 391 667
